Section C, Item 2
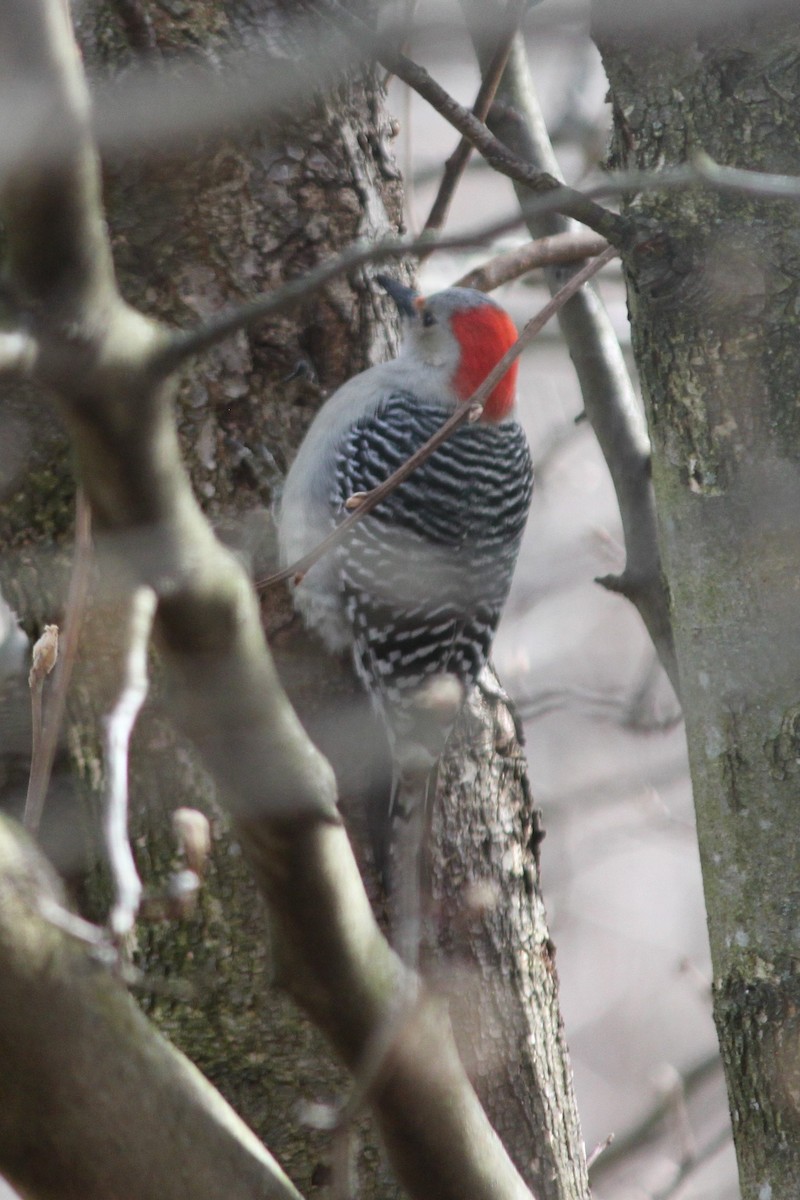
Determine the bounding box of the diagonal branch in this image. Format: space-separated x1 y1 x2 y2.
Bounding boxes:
422 0 526 238
311 0 629 245
463 11 678 692
149 195 605 376
142 152 800 380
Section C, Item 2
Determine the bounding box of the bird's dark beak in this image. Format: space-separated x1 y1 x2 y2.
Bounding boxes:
376 274 419 318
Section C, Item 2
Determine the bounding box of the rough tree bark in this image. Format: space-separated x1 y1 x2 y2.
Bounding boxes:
0 2 587 1198
597 10 800 1198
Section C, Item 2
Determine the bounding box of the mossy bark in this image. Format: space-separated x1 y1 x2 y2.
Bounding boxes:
597 13 800 1197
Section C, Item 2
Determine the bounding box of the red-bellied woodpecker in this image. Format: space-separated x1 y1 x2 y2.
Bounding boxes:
277 277 533 958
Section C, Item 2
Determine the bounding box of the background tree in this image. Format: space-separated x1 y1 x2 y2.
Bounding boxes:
596 8 800 1197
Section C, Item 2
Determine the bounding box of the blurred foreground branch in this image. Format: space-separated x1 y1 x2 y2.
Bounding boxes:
0 816 304 1200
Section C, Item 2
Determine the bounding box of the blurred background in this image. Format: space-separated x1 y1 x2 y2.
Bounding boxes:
392 4 739 1196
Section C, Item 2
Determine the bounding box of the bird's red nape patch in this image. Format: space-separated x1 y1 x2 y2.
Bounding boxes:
450 305 519 422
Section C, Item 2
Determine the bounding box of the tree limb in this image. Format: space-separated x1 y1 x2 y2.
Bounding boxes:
422 0 526 237
311 0 630 245
464 15 679 693
143 150 800 380
151 197 603 375
455 230 610 290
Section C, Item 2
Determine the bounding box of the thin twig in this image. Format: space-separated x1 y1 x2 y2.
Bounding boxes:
312 0 628 245
104 586 157 940
422 0 526 239
585 1134 614 1171
38 896 111 950
24 488 93 834
455 230 610 291
258 245 617 591
589 150 800 204
514 681 683 732
150 196 604 376
590 1052 723 1176
149 150 800 379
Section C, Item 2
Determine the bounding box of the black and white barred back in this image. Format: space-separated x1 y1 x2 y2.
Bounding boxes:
333 391 533 761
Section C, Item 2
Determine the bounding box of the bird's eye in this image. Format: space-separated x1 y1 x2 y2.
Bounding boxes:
421 310 437 328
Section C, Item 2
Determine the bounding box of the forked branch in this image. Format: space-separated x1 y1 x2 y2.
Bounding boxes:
311 0 629 245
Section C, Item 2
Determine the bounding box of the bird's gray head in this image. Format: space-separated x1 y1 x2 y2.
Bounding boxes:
376 275 519 421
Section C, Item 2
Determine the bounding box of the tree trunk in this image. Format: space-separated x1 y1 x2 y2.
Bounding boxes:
597 11 800 1198
1 3 586 1196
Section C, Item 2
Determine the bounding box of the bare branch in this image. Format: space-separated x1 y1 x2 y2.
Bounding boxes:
258 246 617 591
589 150 800 203
311 0 629 244
455 230 610 290
584 1135 614 1172
590 1052 722 1177
0 0 115 314
464 18 679 691
422 0 526 238
150 198 606 376
134 148 800 382
103 586 157 940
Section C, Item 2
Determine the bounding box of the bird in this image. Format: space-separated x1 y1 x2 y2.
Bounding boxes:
277 276 533 961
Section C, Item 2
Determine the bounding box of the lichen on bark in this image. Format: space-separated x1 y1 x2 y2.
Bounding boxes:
598 12 800 1196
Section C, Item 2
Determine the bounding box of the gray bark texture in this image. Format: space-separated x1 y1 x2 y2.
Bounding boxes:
596 10 800 1198
0 2 588 1198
